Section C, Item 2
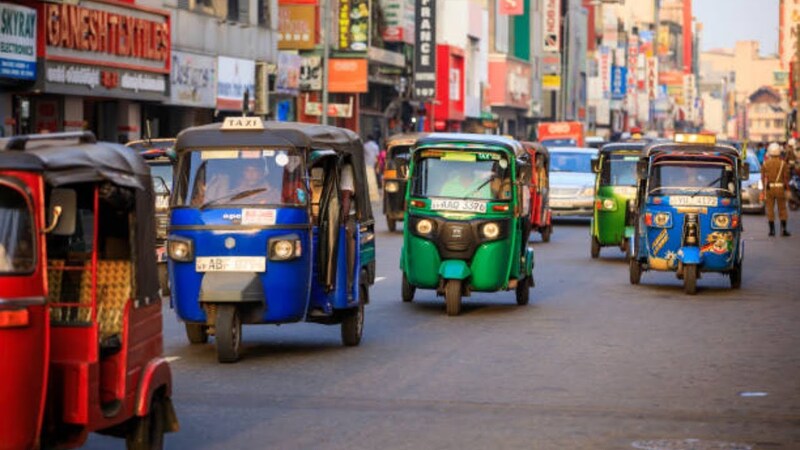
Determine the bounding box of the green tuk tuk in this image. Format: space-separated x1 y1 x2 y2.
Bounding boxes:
590 143 645 259
399 134 535 316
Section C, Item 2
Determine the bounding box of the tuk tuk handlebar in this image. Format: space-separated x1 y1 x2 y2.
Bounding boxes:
5 131 97 151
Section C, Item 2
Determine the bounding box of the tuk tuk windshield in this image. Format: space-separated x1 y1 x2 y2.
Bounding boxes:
175 149 306 207
601 154 639 186
649 162 736 196
0 185 35 274
412 149 512 200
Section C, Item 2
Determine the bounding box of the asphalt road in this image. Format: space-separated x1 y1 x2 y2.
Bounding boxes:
87 210 800 450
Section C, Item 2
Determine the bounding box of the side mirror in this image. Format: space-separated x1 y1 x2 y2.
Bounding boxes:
46 189 77 235
153 176 171 196
591 158 600 174
636 160 649 180
741 163 750 181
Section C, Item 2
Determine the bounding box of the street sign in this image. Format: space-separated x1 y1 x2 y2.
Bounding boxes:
611 66 627 100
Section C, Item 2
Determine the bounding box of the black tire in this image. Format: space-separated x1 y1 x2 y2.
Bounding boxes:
591 236 601 259
629 258 641 285
387 217 397 232
515 277 531 306
789 199 800 211
401 273 415 303
126 395 165 450
215 305 242 363
342 285 366 346
622 240 631 261
730 261 742 289
541 226 552 243
445 280 462 316
185 323 208 344
684 264 698 295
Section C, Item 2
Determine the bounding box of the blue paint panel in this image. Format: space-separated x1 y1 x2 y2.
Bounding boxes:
0 59 36 80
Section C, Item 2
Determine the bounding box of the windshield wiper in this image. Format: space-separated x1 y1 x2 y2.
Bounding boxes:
463 176 496 199
689 176 722 198
200 188 267 209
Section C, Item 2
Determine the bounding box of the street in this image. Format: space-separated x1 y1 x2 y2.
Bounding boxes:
86 211 800 450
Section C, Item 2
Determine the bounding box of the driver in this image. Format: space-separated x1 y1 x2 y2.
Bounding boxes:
232 160 281 204
439 168 493 198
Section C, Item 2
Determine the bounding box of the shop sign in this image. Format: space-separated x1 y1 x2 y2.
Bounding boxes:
646 57 658 101
380 0 414 44
488 57 530 107
276 51 301 95
499 0 523 16
611 66 627 100
339 0 369 52
43 62 168 101
368 46 405 68
304 94 354 117
413 0 436 99
217 56 256 111
328 58 367 93
170 51 216 108
43 1 170 72
449 68 460 101
781 1 800 69
0 3 36 81
599 46 611 99
543 74 561 91
278 4 315 50
507 64 530 105
300 55 321 91
542 0 560 52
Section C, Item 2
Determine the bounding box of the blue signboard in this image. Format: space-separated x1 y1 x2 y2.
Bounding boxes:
611 66 628 100
0 3 37 81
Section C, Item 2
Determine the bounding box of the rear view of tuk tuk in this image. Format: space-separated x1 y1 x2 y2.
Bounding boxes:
629 134 747 295
0 132 177 450
168 118 376 362
590 143 643 259
522 141 553 242
383 133 426 232
399 134 535 316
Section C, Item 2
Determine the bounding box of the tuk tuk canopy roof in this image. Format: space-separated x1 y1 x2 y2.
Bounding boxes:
0 132 150 190
414 133 528 159
643 142 740 160
600 142 647 155
521 141 550 163
386 132 429 148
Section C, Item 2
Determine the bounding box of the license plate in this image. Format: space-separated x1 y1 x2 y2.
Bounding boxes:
430 198 487 213
669 196 718 207
195 257 266 272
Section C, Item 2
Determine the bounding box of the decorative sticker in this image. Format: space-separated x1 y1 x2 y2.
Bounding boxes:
700 231 733 255
241 209 276 226
651 228 669 255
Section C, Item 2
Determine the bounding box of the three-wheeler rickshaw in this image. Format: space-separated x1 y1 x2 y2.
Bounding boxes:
0 132 178 450
399 134 535 316
522 141 553 242
382 133 427 232
629 134 748 295
168 118 376 362
590 142 645 259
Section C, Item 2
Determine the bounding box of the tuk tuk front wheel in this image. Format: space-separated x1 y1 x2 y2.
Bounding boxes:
126 394 166 450
515 277 531 306
387 217 397 232
629 258 642 285
445 280 462 316
591 236 601 259
401 273 415 303
185 323 208 344
684 264 698 295
342 285 366 346
215 305 242 363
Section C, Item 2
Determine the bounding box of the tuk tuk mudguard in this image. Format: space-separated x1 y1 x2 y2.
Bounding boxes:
439 260 471 280
468 240 513 291
404 236 442 288
134 358 176 427
678 247 702 265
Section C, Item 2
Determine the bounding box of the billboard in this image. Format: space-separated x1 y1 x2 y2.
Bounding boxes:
414 0 436 99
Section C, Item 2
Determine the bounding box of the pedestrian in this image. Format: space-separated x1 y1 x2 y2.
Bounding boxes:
756 141 767 165
363 134 380 201
762 142 792 237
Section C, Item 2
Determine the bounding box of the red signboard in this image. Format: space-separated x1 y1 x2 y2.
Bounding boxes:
499 0 523 15
488 56 532 109
434 45 465 122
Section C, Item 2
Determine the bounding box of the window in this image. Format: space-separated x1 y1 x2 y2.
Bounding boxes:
0 183 35 274
258 0 270 25
412 150 511 200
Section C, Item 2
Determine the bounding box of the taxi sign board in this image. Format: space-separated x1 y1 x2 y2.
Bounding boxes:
674 133 716 145
221 117 265 131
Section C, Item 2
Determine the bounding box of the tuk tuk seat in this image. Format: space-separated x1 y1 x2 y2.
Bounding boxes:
78 260 131 341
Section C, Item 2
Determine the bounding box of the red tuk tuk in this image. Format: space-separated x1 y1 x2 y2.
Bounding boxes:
522 142 553 242
0 132 178 450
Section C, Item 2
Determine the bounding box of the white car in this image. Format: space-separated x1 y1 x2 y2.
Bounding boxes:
548 147 599 217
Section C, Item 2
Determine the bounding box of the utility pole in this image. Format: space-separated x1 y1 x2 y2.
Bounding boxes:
321 0 331 125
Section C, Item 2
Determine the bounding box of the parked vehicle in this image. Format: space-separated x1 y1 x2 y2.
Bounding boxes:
740 153 765 214
590 142 644 259
547 147 599 217
168 118 376 362
522 141 553 241
382 133 427 232
400 134 535 316
537 121 584 147
629 134 748 294
0 131 178 449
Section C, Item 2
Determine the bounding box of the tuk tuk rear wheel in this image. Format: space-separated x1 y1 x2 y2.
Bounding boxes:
215 305 242 363
387 217 397 232
126 394 165 450
684 264 698 295
445 280 462 316
342 285 366 346
401 273 415 303
591 236 601 259
185 323 208 344
541 226 552 243
515 277 531 306
629 259 642 285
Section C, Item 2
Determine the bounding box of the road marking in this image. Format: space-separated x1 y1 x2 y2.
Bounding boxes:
375 277 386 283
164 356 181 363
739 391 768 397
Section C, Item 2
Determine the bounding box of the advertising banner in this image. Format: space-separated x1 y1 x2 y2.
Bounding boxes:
611 66 627 100
171 51 216 107
542 0 560 52
413 0 436 99
276 52 302 95
328 58 368 93
278 4 316 50
0 3 36 80
339 0 369 51
217 56 255 111
300 55 322 91
499 0 523 16
599 46 611 100
781 2 800 69
380 0 414 44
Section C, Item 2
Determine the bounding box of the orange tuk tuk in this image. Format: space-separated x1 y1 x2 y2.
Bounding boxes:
0 132 178 449
523 142 553 242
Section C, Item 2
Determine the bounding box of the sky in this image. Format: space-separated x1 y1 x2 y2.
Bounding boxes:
694 0 779 55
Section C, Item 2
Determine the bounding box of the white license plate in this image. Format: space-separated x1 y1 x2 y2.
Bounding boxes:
669 196 718 207
430 198 487 213
195 257 266 272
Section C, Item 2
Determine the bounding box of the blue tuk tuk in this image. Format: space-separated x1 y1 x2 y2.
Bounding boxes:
629 134 748 294
168 118 376 362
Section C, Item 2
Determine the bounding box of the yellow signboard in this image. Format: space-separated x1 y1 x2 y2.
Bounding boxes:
543 74 561 91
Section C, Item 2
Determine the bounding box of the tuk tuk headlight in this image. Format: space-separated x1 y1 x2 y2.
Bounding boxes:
415 218 434 235
652 212 671 228
168 237 194 262
269 238 301 261
580 186 595 198
385 181 400 193
712 213 732 229
596 198 617 211
481 222 501 240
